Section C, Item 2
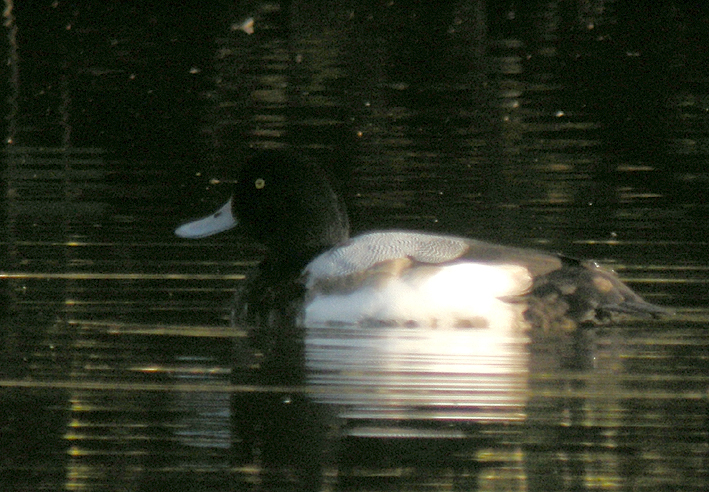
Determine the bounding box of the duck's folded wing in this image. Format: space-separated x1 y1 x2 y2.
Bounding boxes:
303 230 561 287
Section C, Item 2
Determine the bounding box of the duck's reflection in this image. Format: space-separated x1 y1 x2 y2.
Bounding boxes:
229 316 606 491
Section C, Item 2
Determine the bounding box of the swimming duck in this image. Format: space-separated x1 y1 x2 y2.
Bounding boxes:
175 150 669 421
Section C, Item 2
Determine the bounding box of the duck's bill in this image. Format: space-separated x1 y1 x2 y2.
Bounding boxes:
175 197 237 239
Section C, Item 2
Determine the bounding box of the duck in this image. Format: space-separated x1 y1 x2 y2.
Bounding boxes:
175 149 670 422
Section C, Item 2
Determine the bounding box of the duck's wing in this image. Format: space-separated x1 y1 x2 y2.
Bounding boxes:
303 230 560 288
304 231 471 287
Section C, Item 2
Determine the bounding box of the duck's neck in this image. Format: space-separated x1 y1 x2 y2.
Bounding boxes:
266 239 344 276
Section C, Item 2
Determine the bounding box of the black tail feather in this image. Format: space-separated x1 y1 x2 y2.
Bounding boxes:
600 299 675 318
529 259 673 332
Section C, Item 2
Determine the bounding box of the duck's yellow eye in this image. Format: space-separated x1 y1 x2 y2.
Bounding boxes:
255 178 265 189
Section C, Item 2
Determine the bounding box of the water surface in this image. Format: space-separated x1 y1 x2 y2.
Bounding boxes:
1 1 708 490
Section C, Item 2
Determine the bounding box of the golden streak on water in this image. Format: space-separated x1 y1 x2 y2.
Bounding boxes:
0 272 246 280
0 379 303 393
69 319 248 338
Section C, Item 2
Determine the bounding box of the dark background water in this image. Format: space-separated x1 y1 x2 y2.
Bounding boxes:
1 1 708 490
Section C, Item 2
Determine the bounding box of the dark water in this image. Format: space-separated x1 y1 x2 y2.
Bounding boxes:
1 1 708 490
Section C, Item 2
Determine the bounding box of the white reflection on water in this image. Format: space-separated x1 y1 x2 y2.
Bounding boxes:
306 323 530 424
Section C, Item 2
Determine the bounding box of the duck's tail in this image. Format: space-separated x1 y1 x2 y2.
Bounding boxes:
528 258 673 333
582 263 674 319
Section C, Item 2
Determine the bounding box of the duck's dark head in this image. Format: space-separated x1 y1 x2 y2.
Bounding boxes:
176 150 350 262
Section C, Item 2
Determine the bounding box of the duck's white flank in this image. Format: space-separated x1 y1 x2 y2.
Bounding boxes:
303 262 532 328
